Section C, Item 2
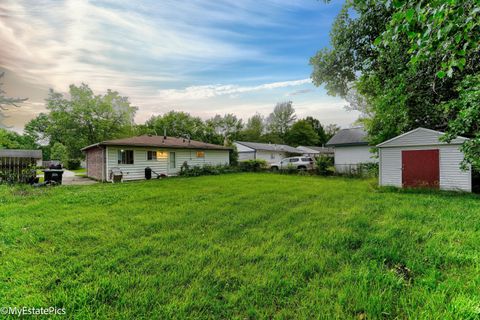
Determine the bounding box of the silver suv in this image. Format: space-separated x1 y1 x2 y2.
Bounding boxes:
270 156 315 171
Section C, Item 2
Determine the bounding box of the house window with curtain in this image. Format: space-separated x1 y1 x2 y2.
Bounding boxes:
147 151 157 160
118 149 134 164
196 151 205 158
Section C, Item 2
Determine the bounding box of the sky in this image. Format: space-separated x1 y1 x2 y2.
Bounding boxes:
0 0 359 132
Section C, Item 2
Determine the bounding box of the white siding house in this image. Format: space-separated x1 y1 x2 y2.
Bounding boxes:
234 141 300 164
83 135 230 182
377 128 471 192
326 127 376 173
296 146 334 158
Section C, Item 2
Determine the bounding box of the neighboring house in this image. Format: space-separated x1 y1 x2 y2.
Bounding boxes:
82 135 230 182
234 141 301 164
326 127 376 173
377 127 471 192
296 146 334 158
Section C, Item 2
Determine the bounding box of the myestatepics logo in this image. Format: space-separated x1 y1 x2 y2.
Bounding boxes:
0 306 66 316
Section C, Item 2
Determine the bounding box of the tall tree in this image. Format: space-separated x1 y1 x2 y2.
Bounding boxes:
304 116 327 145
144 111 207 140
0 72 28 128
239 113 265 141
324 124 341 142
26 84 137 159
266 101 297 138
310 0 480 165
0 128 37 149
285 120 320 147
207 114 243 145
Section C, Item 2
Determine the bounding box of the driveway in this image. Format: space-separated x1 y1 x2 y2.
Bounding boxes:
62 169 97 186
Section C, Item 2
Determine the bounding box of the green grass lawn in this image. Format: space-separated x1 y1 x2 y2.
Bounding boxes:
1 173 479 319
70 168 86 176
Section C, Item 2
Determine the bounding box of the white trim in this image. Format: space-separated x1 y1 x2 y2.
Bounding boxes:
379 148 382 186
105 146 109 182
377 127 468 148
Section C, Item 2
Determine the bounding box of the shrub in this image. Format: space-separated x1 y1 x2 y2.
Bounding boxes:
280 163 298 174
50 142 68 163
65 159 81 170
229 145 239 166
0 164 36 185
238 159 268 172
316 155 334 176
336 162 379 178
178 164 238 177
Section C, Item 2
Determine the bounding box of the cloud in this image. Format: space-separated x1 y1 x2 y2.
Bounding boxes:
286 88 314 96
155 79 311 100
0 0 318 93
0 0 355 131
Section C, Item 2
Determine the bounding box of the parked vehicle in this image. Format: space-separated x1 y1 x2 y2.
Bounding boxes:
270 156 315 171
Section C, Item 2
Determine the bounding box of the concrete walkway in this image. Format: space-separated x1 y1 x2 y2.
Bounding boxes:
62 169 98 186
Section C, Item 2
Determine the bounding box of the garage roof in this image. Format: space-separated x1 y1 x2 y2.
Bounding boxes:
377 128 468 148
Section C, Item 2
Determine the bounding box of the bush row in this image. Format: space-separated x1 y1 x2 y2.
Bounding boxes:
177 158 378 179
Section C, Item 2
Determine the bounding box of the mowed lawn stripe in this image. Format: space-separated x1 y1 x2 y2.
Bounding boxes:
1 173 479 319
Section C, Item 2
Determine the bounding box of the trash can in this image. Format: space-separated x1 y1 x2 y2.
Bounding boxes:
43 169 64 184
145 167 152 180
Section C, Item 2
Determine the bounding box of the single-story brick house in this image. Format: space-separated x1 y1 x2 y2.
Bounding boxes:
81 135 230 182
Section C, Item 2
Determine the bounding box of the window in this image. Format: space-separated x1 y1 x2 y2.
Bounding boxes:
270 153 275 159
118 149 134 164
169 152 176 168
301 157 312 162
196 151 205 158
147 151 157 160
290 158 299 162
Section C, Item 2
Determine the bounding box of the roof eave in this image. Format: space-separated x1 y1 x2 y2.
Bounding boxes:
326 142 370 147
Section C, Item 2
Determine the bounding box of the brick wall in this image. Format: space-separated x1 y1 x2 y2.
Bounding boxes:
86 147 104 181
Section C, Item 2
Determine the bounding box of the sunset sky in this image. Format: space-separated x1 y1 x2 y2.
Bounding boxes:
0 0 359 132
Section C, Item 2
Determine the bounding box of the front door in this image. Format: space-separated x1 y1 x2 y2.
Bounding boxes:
402 149 439 188
168 152 176 174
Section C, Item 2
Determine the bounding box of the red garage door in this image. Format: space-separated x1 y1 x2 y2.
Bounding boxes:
402 150 439 188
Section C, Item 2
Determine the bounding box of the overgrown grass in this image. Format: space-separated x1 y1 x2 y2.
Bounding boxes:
1 174 479 319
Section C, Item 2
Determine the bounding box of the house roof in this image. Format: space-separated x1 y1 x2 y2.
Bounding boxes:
297 146 334 154
376 127 468 148
326 127 369 147
81 135 231 151
0 149 42 158
235 141 300 153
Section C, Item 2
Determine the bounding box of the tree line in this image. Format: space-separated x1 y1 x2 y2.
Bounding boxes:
311 0 479 168
1 82 340 161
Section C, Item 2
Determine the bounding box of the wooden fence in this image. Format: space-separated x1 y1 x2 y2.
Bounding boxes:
0 156 37 183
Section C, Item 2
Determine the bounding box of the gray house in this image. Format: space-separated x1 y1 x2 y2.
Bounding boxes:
234 141 301 164
296 146 334 158
326 127 376 172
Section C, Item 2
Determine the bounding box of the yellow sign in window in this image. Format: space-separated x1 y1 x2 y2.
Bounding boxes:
157 151 168 159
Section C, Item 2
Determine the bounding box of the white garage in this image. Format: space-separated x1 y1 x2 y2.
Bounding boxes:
377 127 471 192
